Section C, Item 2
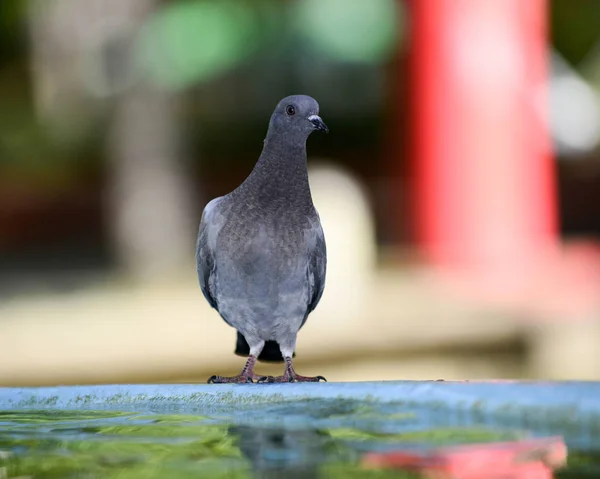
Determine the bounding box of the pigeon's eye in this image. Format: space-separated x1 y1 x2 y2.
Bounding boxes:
285 105 296 116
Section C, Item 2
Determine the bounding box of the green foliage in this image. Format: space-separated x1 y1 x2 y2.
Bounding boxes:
0 0 28 60
551 0 600 66
138 0 262 90
294 0 401 64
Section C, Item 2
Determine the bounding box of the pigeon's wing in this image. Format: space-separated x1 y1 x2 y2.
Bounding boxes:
306 219 327 314
196 197 225 310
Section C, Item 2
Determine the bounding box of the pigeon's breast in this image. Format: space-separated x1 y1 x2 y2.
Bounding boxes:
219 215 308 279
214 211 312 325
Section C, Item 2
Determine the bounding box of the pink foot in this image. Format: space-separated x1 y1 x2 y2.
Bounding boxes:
207 355 261 384
257 356 326 383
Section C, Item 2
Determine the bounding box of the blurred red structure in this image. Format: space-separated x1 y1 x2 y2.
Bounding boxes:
408 0 600 315
411 0 555 276
362 436 566 479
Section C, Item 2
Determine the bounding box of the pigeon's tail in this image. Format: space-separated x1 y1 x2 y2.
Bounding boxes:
234 332 294 363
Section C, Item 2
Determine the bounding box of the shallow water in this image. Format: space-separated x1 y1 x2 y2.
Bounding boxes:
1 397 599 478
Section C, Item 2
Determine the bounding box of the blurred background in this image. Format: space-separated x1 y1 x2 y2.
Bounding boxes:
2 0 600 386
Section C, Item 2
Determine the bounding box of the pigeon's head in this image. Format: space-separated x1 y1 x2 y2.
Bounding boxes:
267 95 328 141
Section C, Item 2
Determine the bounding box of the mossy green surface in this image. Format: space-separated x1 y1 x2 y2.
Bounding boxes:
0 404 599 478
328 427 524 444
0 412 246 478
0 409 133 423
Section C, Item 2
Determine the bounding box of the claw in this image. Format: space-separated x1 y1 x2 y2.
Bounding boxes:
207 355 259 384
290 374 326 383
206 375 254 384
256 373 326 383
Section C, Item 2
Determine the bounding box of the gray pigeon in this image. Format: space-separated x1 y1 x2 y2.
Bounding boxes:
196 95 328 383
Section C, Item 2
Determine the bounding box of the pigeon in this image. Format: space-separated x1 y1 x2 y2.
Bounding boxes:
196 95 329 384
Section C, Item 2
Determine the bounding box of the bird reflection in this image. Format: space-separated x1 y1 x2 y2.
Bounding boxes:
228 425 328 479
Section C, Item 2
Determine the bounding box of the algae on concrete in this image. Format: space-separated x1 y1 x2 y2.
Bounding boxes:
1 395 600 478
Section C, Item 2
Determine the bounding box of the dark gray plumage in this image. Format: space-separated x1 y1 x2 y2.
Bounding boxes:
196 95 328 383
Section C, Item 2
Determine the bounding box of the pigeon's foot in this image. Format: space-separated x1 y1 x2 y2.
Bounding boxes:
207 355 260 384
257 373 326 383
257 356 326 383
207 374 260 384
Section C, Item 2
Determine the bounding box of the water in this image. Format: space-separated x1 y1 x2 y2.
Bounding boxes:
1 382 599 478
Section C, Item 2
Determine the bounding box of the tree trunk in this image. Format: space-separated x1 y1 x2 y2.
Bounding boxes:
28 0 196 281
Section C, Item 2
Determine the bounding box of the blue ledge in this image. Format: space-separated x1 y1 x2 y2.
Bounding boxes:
1 380 599 416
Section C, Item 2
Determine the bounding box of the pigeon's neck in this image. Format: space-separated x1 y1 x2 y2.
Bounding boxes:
240 135 313 205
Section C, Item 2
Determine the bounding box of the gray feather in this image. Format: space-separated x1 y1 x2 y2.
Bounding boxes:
306 217 327 315
196 197 225 311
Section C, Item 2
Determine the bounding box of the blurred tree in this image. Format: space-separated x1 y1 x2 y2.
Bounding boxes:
28 0 195 280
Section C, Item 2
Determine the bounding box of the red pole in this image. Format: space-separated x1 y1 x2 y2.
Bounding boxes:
410 0 556 282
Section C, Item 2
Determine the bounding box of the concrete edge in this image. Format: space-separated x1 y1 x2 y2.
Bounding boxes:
0 381 598 419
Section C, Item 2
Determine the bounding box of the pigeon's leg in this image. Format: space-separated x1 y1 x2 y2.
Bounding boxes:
259 356 326 384
207 341 264 384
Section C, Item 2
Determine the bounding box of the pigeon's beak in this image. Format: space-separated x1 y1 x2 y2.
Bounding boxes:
308 115 329 133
